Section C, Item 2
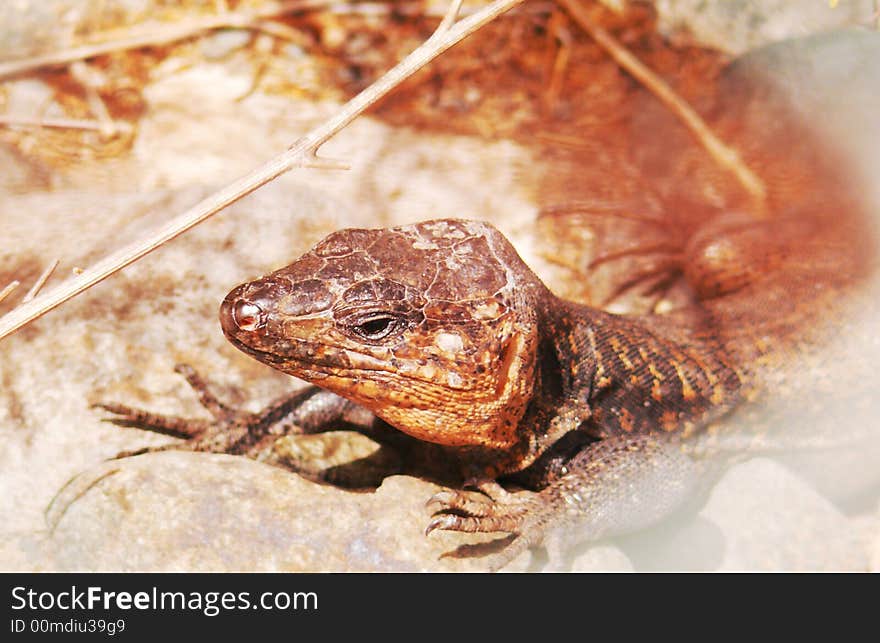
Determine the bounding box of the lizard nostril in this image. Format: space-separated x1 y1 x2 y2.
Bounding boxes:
232 300 265 331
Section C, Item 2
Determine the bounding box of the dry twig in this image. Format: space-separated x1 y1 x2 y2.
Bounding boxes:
557 0 768 206
0 0 527 342
0 0 552 82
0 281 21 305
0 115 132 132
22 260 60 304
0 0 327 80
69 62 119 138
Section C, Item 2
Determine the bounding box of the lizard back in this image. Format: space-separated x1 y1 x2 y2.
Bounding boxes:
537 54 877 393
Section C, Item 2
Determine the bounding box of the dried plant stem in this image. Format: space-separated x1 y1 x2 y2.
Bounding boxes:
0 114 132 132
0 281 21 305
70 62 119 138
279 1 551 18
0 0 326 80
558 0 767 205
22 260 60 304
0 0 526 342
543 12 574 113
0 0 545 82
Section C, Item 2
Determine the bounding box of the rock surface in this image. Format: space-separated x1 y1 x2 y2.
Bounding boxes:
31 453 499 572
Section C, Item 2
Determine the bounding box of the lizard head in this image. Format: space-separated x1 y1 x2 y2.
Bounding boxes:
220 219 546 451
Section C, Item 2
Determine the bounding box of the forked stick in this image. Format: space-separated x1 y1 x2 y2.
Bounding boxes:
0 0 526 342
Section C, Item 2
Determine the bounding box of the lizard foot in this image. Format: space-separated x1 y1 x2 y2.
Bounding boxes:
95 363 274 459
425 480 547 571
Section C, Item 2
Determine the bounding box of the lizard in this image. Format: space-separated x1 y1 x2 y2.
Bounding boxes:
96 50 877 572
97 202 873 570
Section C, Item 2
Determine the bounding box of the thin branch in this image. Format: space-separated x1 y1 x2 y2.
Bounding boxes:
292 1 552 18
0 114 132 132
45 467 121 534
435 0 465 36
22 260 60 304
70 62 118 138
0 281 21 305
299 152 351 170
543 12 574 114
0 0 554 82
0 0 326 80
557 0 768 206
251 18 315 45
0 0 527 342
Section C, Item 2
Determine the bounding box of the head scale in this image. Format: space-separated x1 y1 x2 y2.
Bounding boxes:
220 219 546 451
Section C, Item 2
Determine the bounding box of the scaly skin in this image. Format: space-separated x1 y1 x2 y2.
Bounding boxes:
218 219 747 473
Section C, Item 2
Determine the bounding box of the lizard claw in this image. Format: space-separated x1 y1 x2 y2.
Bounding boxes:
426 483 545 569
424 514 459 536
424 490 455 510
461 477 513 501
94 401 209 439
425 488 496 515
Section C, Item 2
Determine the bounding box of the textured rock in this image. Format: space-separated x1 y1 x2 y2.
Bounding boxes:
16 453 498 572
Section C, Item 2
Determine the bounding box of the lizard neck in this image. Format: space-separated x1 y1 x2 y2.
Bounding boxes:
498 297 745 475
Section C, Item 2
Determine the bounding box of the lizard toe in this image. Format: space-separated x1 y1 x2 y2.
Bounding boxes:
425 512 523 536
425 487 537 536
425 489 495 515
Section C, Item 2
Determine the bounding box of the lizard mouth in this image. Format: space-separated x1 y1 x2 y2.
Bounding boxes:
220 285 473 392
229 331 472 392
223 321 473 396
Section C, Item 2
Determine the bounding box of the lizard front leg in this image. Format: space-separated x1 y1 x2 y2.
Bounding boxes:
426 434 703 570
96 363 372 464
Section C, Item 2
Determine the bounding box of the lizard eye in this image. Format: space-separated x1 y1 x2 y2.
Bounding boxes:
349 313 404 342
